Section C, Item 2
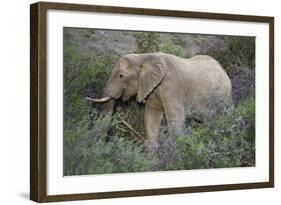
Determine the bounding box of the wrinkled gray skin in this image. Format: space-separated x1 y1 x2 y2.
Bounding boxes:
88 53 232 149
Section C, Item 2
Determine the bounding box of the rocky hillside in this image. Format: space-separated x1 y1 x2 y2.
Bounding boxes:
64 27 227 57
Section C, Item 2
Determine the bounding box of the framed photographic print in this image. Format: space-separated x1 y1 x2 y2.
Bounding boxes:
30 1 274 202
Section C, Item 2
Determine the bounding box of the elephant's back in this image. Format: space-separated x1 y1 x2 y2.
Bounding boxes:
186 55 227 76
172 54 232 106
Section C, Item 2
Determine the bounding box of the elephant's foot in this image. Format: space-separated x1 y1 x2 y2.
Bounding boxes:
145 140 159 159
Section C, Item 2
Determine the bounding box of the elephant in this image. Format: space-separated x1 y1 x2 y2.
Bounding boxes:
87 52 232 147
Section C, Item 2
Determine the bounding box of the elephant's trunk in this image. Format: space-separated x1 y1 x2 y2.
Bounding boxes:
98 99 115 136
100 98 115 114
86 95 115 136
86 96 112 103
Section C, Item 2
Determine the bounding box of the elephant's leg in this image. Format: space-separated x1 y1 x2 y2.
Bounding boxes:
158 92 185 165
158 81 186 136
144 105 164 141
144 105 164 155
163 100 185 136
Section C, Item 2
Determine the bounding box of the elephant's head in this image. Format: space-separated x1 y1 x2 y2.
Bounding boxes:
88 53 167 103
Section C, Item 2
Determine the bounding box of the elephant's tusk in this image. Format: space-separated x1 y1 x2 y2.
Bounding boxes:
85 96 112 103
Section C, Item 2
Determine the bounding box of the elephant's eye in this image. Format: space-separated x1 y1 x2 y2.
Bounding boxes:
119 74 123 79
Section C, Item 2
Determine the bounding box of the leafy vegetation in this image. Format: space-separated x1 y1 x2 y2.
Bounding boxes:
63 28 255 175
160 40 187 57
208 37 255 104
133 32 161 53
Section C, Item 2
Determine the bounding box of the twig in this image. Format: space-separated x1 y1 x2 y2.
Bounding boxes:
116 125 128 133
211 151 232 156
116 113 146 141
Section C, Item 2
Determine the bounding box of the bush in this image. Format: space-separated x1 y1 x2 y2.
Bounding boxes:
180 96 255 169
63 42 120 126
160 40 187 57
133 32 161 53
206 36 255 105
210 36 255 77
64 109 153 175
64 95 255 175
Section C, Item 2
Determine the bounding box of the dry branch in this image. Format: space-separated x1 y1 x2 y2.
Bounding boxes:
116 113 146 141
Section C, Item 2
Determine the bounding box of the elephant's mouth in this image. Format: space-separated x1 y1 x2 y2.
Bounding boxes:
120 89 138 102
120 89 130 101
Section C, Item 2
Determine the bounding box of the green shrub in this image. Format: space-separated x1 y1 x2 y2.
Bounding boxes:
165 95 255 171
63 43 119 125
160 40 186 57
175 133 213 170
64 94 255 175
64 109 153 175
210 36 255 77
206 36 255 104
86 136 152 174
133 32 161 53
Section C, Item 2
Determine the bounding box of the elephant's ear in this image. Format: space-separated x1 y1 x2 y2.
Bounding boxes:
137 55 167 102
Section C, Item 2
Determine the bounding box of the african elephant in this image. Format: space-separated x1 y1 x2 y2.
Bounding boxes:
87 52 232 145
